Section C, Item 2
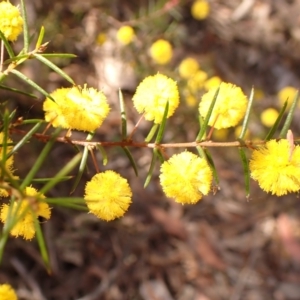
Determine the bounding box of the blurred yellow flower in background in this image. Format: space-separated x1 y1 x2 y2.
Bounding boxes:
43 85 110 132
191 0 210 20
0 284 17 300
187 70 208 92
250 139 300 196
96 33 107 45
0 1 23 41
84 171 132 221
149 39 173 65
116 25 135 45
277 86 297 108
260 108 279 127
0 187 51 240
199 82 248 129
204 76 222 90
160 151 213 204
132 74 180 124
178 57 199 79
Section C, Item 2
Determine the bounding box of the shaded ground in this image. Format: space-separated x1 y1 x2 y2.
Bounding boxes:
2 0 300 299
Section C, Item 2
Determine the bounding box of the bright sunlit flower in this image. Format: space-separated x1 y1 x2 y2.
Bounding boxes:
199 82 248 129
260 108 279 127
191 0 210 20
84 171 132 221
43 85 110 132
204 76 222 90
149 39 173 65
116 25 135 45
0 132 15 198
277 86 297 108
249 139 300 196
178 57 199 79
160 151 213 204
0 1 23 41
132 74 180 124
0 187 51 240
0 284 17 300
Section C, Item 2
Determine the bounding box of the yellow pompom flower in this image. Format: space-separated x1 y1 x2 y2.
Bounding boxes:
277 86 297 108
204 76 222 90
43 85 110 132
116 25 135 45
149 39 173 65
0 1 23 41
160 151 213 204
132 74 180 124
84 171 132 221
191 0 210 20
96 33 106 45
187 70 208 92
249 139 300 196
260 108 279 127
0 132 16 198
178 57 199 79
199 82 248 129
0 187 51 240
0 284 17 300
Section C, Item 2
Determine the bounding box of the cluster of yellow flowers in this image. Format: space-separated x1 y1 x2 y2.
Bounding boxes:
0 284 17 300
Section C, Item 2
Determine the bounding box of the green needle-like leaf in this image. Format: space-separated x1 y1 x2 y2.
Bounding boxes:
204 149 219 184
239 148 250 197
145 124 159 142
155 101 169 143
265 101 287 141
196 85 220 142
279 91 299 138
119 89 127 139
96 144 108 165
144 148 158 188
20 0 29 52
35 26 45 49
10 69 55 101
239 87 254 139
0 31 15 58
34 54 75 85
0 84 39 98
122 147 138 176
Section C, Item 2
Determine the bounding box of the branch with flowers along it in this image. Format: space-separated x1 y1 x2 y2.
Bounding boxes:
0 0 300 276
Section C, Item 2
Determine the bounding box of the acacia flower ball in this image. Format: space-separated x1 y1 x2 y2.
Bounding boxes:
260 108 279 127
249 139 300 196
277 86 297 108
132 74 180 124
160 151 213 204
199 82 248 129
187 70 208 92
149 39 173 65
178 57 199 79
116 25 135 45
43 85 110 132
191 0 210 20
84 171 132 221
0 132 16 198
0 1 23 41
204 76 222 90
0 187 51 240
0 284 17 300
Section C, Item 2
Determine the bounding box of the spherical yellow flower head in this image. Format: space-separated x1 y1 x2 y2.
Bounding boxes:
260 108 279 127
191 0 210 20
0 133 15 198
249 139 300 196
277 86 297 108
204 76 222 90
43 85 110 132
0 1 23 41
199 82 248 129
0 284 17 300
178 57 199 79
116 25 135 45
0 186 51 240
187 70 208 93
84 171 132 221
132 74 180 124
160 151 213 204
149 39 173 65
